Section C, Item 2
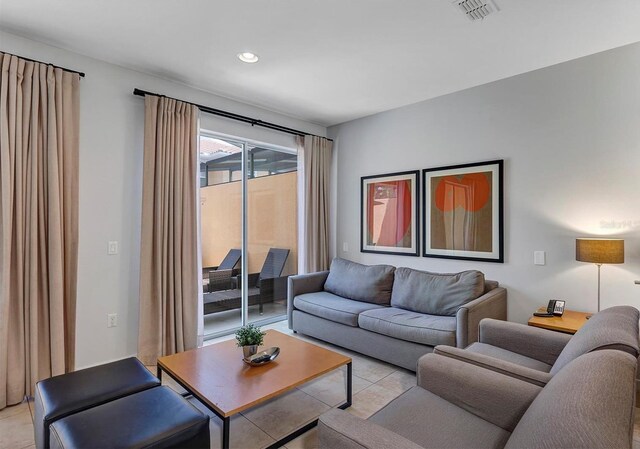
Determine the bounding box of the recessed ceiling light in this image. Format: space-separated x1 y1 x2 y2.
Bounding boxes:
237 52 259 64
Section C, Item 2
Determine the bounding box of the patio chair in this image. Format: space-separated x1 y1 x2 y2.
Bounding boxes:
203 249 241 292
217 249 242 271
203 248 290 316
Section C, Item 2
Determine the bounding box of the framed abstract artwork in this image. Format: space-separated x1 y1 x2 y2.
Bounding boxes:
422 160 504 263
361 170 419 256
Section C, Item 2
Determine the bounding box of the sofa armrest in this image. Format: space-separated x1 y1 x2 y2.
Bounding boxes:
433 345 553 387
479 319 572 366
318 409 423 449
287 271 329 329
456 286 507 348
416 353 541 432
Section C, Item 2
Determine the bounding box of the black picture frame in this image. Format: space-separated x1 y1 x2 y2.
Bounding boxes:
361 170 420 256
422 159 504 263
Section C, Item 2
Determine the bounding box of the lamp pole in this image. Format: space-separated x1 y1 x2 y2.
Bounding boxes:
596 263 602 312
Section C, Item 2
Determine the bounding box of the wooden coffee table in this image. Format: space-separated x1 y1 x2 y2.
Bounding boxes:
157 330 352 449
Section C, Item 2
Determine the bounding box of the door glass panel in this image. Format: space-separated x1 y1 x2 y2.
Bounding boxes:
246 145 298 325
200 135 243 337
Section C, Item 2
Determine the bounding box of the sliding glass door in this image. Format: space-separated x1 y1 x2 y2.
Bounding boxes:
245 144 298 325
199 132 297 339
200 135 243 337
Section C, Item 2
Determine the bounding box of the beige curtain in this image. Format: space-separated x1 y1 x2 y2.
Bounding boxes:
0 53 80 410
138 95 199 366
297 135 333 273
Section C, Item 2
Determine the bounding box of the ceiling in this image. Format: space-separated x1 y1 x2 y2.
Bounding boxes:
1 1 640 127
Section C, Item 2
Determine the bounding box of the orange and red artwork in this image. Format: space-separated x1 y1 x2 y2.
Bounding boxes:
361 171 419 256
423 160 503 262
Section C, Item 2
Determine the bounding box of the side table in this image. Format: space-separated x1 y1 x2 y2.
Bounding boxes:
527 308 590 334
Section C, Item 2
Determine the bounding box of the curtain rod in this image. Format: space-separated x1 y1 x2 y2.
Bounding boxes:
1 51 85 78
133 88 331 142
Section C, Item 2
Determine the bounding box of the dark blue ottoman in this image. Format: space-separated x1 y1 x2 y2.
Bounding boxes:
49 386 210 449
35 357 160 449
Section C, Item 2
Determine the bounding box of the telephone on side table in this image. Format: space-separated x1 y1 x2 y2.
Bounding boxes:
533 300 566 317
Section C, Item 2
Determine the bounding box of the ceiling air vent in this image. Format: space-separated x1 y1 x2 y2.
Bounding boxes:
454 0 499 21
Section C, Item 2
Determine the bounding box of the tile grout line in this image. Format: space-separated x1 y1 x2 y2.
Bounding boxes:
296 383 338 409
27 397 35 424
0 398 33 423
298 370 373 409
238 409 280 443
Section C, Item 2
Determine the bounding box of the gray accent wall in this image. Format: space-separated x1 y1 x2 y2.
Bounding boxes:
329 42 640 324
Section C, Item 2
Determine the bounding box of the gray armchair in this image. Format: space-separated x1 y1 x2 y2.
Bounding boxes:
434 305 640 386
319 350 637 449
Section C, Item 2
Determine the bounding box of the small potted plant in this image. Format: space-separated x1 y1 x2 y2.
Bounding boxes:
235 323 266 359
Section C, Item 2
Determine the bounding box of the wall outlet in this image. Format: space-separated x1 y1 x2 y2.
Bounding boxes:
107 313 118 328
534 251 546 266
108 241 119 255
343 242 349 252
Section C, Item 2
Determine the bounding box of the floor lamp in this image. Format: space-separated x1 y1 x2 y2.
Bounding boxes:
576 238 624 312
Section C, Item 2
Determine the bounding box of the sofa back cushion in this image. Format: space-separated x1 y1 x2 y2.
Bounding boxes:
550 305 640 375
506 350 636 449
324 258 395 305
391 268 485 316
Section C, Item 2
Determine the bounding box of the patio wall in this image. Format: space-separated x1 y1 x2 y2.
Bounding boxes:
200 171 298 276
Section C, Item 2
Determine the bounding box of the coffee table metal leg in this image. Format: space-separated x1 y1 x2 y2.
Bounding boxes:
338 361 352 410
156 366 162 381
346 361 352 407
222 416 230 449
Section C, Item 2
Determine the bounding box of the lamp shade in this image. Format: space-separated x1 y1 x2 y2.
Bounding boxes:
576 238 624 264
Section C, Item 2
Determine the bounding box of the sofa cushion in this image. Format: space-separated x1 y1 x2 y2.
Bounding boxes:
324 258 395 305
391 267 485 316
466 342 553 373
359 307 457 346
550 305 640 375
506 350 636 449
370 386 510 449
294 291 387 327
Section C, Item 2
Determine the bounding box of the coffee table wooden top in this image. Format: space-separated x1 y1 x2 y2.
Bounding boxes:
157 330 351 417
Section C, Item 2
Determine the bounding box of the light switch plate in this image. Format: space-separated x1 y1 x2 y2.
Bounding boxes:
108 241 119 255
534 251 546 266
343 242 349 252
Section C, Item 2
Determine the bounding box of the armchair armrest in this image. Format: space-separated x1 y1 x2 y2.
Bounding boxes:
318 409 423 449
287 271 329 329
456 285 507 348
479 319 572 366
417 353 541 432
433 345 553 387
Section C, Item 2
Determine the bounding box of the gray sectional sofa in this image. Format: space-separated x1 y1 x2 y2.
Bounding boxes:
287 258 507 370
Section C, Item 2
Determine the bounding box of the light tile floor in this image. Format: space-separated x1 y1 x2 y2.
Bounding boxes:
2 318 640 449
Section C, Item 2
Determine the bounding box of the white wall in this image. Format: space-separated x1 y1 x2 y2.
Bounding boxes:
0 30 325 369
329 42 640 324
